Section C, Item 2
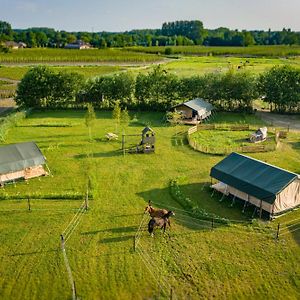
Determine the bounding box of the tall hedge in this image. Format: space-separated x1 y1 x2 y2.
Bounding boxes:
16 64 300 113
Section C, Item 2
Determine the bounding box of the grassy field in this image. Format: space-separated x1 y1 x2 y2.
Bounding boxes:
126 45 300 57
0 110 299 299
162 56 300 77
191 129 276 153
0 48 163 64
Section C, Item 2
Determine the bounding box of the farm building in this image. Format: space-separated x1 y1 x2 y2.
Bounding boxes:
0 142 48 186
173 98 214 124
4 41 27 49
210 152 300 217
65 40 92 49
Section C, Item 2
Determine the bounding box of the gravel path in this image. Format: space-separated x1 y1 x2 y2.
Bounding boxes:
256 111 300 131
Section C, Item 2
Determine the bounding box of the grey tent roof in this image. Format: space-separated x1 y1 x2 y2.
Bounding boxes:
0 142 46 174
210 152 298 204
174 98 214 116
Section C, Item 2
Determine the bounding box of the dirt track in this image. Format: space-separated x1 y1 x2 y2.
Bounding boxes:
256 111 300 131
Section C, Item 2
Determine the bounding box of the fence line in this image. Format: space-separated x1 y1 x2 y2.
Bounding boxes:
187 124 283 155
280 226 300 236
63 204 86 239
60 187 89 300
134 214 147 250
135 214 177 299
62 246 76 300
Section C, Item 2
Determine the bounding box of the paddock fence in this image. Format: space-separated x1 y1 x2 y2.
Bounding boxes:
186 124 286 155
134 214 178 299
60 186 90 300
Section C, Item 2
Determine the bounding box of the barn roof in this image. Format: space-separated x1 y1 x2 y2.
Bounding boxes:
174 98 214 116
210 152 298 203
0 142 46 174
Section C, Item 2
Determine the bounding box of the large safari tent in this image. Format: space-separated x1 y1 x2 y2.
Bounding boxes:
210 152 300 217
173 98 214 124
0 142 47 185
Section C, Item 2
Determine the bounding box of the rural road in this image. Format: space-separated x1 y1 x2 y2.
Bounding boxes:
257 111 300 131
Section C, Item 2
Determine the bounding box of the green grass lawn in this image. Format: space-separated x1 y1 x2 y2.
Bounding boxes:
0 110 299 299
191 129 276 153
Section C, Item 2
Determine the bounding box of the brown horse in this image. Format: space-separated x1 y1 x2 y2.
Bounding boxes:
148 210 175 236
144 201 168 218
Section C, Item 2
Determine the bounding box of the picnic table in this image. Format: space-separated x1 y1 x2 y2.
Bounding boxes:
105 132 118 140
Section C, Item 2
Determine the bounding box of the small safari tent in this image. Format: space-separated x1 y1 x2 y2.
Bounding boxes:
250 127 268 143
210 152 300 218
173 98 214 124
0 142 48 186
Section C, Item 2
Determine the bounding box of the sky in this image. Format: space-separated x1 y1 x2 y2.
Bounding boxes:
0 0 299 32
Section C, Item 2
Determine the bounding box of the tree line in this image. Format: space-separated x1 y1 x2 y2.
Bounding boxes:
16 65 300 113
1 20 300 49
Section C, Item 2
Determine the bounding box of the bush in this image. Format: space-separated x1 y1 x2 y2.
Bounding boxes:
169 179 229 224
164 47 173 55
16 66 84 108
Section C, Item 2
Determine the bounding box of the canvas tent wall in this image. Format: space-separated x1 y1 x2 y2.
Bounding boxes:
173 98 214 121
210 152 300 217
0 142 47 185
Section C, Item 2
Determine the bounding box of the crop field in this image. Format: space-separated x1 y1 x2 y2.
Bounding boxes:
127 45 300 57
0 65 129 81
0 110 299 299
0 48 163 64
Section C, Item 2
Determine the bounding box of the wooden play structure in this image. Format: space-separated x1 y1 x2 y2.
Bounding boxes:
121 127 155 154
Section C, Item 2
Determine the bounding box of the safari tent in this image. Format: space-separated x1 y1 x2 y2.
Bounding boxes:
0 142 48 185
173 98 214 124
210 152 300 217
250 127 268 143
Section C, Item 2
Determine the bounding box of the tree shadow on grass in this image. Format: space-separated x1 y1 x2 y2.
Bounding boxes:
99 235 134 244
8 249 58 256
74 150 121 159
82 225 137 235
289 141 300 150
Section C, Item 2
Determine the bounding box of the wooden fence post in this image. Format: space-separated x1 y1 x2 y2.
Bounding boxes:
276 223 280 240
85 188 89 211
27 197 31 211
122 132 125 156
133 235 136 252
60 234 65 250
73 281 77 299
